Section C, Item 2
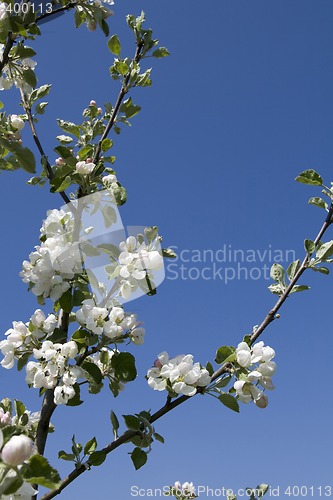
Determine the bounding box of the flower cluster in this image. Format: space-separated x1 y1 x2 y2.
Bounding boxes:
233 341 276 408
166 482 197 500
76 299 145 344
0 310 57 370
20 207 81 302
108 235 163 300
40 208 74 240
26 340 81 405
20 234 80 302
147 352 211 397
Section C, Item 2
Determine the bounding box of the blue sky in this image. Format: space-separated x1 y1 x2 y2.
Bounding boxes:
1 1 333 498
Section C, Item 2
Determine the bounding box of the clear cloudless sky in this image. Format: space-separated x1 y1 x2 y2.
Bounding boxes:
1 1 333 499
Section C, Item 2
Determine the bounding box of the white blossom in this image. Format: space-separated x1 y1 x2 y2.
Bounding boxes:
76 160 96 175
233 340 276 408
129 327 145 345
10 114 25 131
147 352 211 397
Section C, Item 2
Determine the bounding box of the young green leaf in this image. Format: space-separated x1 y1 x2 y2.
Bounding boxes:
108 34 121 55
131 447 147 470
295 169 323 186
152 47 170 58
218 394 240 413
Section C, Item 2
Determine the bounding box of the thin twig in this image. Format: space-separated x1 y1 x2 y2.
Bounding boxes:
20 89 72 206
0 32 15 73
35 2 78 24
92 42 143 164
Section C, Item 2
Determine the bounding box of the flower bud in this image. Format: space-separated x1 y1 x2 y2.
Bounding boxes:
254 393 269 409
10 114 25 131
55 157 65 166
89 100 97 107
97 107 103 115
1 435 33 466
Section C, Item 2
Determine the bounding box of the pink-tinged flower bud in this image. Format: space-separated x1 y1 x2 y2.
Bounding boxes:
254 393 269 409
154 358 162 368
90 100 97 107
86 157 92 163
97 107 103 115
55 157 64 166
86 20 96 31
1 435 33 466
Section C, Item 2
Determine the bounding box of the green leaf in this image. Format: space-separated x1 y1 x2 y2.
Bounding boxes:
152 47 170 58
14 399 26 418
35 102 48 115
215 346 234 364
23 68 37 88
112 184 127 205
119 97 141 119
290 285 310 293
162 248 177 259
205 361 214 376
123 414 140 431
308 196 328 210
131 447 147 470
89 450 106 466
54 145 77 167
17 352 31 371
304 239 315 255
110 410 119 439
101 138 113 152
144 226 158 242
66 384 83 407
21 455 61 489
82 360 103 385
111 352 137 382
270 263 285 282
57 119 81 139
108 34 121 55
30 84 51 103
153 432 164 444
295 169 323 186
58 450 75 461
215 375 231 388
286 259 300 280
115 60 129 75
102 205 117 228
84 437 97 455
0 474 23 496
97 243 120 260
311 266 330 274
58 289 73 313
316 240 333 260
218 393 240 413
74 8 85 28
256 484 269 497
0 138 36 173
78 144 94 161
55 175 72 192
